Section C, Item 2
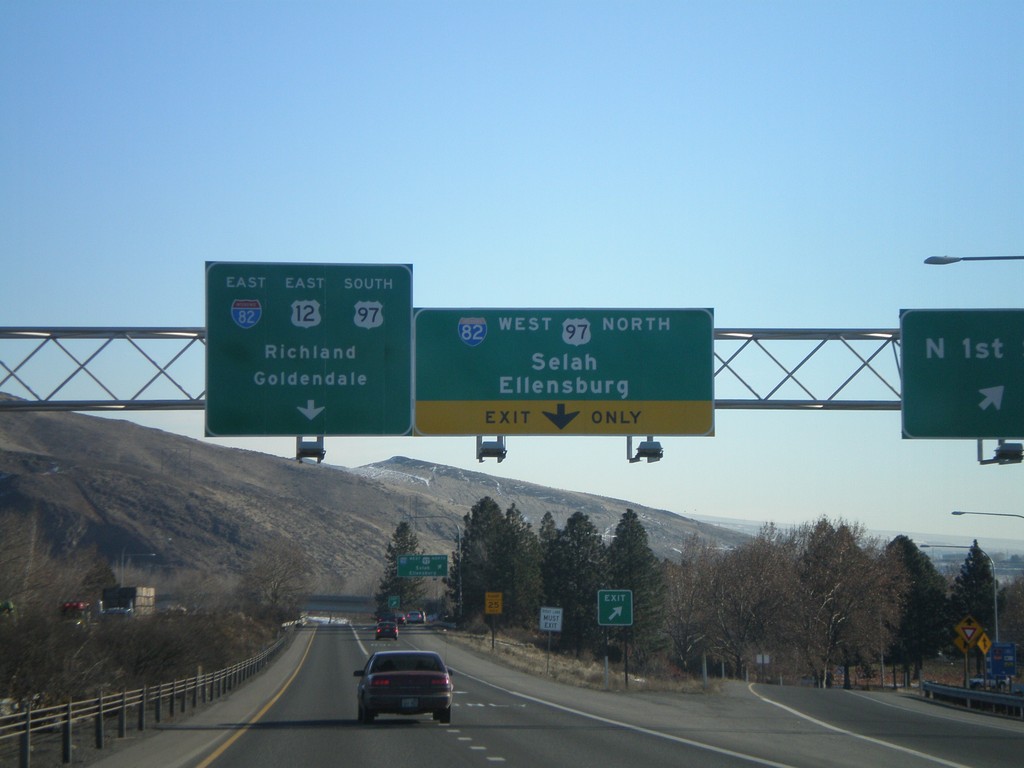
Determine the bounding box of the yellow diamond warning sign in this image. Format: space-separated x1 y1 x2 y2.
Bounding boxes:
955 615 981 647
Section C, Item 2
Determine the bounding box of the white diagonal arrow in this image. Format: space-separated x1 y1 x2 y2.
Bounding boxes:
978 386 1004 411
297 400 325 420
609 606 623 621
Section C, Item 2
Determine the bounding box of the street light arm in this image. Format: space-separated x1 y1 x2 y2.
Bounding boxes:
953 510 1024 521
925 255 1024 265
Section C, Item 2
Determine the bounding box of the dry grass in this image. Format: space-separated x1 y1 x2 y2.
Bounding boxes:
443 628 718 694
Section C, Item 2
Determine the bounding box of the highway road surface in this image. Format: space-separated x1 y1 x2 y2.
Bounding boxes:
92 621 1024 768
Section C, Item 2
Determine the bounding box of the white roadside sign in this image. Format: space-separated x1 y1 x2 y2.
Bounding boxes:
540 606 563 633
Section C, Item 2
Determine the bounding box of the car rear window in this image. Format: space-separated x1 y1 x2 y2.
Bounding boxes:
371 654 442 673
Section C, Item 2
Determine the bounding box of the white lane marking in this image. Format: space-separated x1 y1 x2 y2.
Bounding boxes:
847 689 1024 734
351 624 369 658
748 684 974 768
452 668 797 768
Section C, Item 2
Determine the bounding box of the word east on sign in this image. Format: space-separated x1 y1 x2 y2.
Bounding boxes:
414 308 714 436
205 263 413 437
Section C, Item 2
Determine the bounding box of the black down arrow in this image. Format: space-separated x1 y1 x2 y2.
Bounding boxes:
543 403 580 430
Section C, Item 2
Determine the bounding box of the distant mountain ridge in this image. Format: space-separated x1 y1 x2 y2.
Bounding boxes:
0 404 749 590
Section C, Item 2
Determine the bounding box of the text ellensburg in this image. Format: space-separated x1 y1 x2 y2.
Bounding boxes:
499 352 629 399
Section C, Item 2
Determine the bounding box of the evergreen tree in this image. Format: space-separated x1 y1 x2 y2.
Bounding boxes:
885 535 950 682
451 497 504 620
542 511 606 658
538 511 560 607
448 497 543 626
606 509 666 673
375 522 426 613
492 504 543 627
950 540 1000 641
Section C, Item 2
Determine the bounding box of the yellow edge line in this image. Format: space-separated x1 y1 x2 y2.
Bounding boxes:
195 628 317 768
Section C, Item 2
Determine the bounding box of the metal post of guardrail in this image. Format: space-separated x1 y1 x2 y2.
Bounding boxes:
139 686 146 732
169 681 175 718
118 690 127 738
63 700 73 764
94 690 104 750
21 700 31 768
193 672 199 709
154 683 161 724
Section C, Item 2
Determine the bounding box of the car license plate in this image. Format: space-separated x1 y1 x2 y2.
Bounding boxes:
401 698 418 709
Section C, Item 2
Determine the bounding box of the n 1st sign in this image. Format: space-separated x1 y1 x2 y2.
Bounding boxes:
901 309 1024 438
415 308 714 436
206 263 413 436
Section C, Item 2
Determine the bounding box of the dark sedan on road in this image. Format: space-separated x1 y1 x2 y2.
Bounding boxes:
354 650 453 724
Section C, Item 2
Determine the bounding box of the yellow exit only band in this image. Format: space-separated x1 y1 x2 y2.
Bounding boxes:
415 400 714 436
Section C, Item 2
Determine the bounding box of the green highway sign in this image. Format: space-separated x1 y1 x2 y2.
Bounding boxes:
205 263 413 436
597 589 633 626
901 309 1024 438
415 308 714 436
397 554 448 578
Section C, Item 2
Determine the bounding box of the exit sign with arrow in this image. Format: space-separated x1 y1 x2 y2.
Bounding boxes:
901 309 1024 439
414 308 714 436
597 589 633 626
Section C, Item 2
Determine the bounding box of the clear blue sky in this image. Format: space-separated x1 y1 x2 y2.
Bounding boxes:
2 2 1022 544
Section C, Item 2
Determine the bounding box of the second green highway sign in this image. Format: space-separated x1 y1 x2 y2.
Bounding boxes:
415 308 714 436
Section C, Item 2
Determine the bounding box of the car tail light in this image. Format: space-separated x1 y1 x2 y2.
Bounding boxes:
430 675 451 687
371 678 391 687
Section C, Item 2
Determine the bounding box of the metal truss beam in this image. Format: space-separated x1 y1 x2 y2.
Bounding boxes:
0 326 902 412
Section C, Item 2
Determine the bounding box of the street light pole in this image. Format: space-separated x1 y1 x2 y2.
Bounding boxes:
924 255 1024 265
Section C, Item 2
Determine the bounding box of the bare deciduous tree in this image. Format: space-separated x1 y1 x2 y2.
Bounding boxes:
238 539 312 621
789 518 904 687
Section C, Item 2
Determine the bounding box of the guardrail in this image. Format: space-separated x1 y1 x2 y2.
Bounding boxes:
0 634 288 767
922 681 1024 719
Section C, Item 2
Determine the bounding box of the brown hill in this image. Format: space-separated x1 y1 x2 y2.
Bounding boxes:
0 404 747 592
